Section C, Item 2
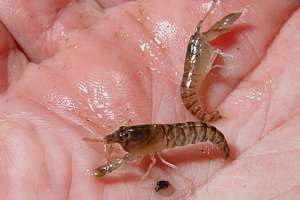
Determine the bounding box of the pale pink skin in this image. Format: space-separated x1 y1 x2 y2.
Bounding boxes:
0 0 300 199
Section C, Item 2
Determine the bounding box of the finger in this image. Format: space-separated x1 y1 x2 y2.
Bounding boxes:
203 0 300 112
196 8 300 198
0 21 28 94
0 99 104 199
0 0 104 62
195 14 300 194
220 6 300 157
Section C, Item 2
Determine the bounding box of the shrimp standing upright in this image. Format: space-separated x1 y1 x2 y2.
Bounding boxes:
84 8 241 179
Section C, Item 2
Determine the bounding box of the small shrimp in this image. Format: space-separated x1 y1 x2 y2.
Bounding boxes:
87 121 229 178
181 8 241 121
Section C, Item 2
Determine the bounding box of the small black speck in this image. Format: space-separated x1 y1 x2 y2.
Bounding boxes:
155 180 170 192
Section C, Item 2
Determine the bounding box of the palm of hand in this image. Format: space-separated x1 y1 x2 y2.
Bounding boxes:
0 0 300 199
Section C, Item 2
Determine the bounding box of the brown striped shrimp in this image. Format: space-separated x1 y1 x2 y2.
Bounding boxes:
85 121 229 178
181 10 241 122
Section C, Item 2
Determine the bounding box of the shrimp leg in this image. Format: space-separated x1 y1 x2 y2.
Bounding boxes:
139 154 157 181
157 152 177 169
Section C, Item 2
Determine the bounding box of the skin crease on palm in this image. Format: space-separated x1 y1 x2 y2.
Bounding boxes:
0 0 300 199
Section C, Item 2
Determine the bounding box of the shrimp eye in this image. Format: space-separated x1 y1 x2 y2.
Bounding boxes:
118 131 130 141
123 133 129 138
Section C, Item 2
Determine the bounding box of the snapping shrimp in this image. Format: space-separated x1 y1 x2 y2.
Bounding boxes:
181 11 241 122
85 10 241 179
86 121 229 178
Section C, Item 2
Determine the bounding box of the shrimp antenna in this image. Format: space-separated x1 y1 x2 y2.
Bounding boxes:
82 137 105 142
196 0 217 31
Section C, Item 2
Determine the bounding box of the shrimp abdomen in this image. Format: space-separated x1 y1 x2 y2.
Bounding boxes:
164 122 229 159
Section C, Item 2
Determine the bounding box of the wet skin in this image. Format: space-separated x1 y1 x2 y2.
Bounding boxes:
0 0 300 199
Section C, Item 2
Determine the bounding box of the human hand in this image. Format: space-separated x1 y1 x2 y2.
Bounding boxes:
0 0 299 199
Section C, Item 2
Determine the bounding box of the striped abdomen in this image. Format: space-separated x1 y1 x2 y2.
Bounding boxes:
163 122 229 159
180 33 220 122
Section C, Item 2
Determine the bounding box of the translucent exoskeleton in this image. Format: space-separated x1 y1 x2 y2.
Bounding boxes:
180 11 241 122
85 121 229 178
